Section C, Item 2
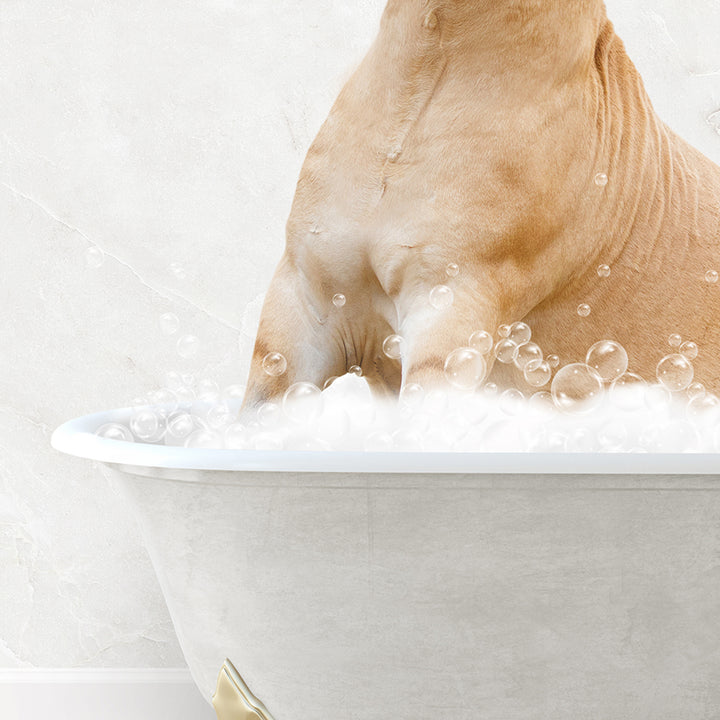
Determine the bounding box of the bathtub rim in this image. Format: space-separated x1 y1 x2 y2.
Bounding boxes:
51 406 720 475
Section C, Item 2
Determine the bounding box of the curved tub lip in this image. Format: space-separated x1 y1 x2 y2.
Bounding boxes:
50 406 720 475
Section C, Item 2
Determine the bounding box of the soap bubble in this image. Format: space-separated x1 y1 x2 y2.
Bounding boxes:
262 352 287 377
159 313 179 335
96 422 133 442
445 262 459 277
498 324 511 338
429 284 454 309
680 341 698 360
130 409 161 440
382 334 406 360
577 303 591 317
551 363 604 413
597 264 611 278
524 359 552 388
594 172 608 187
609 372 646 410
174 386 195 405
656 354 694 392
494 339 518 364
508 322 531 346
85 246 105 268
176 334 200 358
224 423 247 449
547 354 560 368
499 389 525 415
483 382 499 397
443 347 486 390
206 403 235 430
400 383 425 409
645 383 672 412
166 412 194 439
323 376 338 390
332 293 346 307
585 340 628 382
514 342 542 370
468 330 493 355
687 393 720 418
528 391 554 415
705 270 718 284
184 429 221 448
169 262 187 280
686 382 705 400
668 333 682 347
257 402 282 427
283 382 323 423
147 388 178 417
349 364 363 376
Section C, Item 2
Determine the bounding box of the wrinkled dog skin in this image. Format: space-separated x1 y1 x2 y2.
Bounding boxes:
243 0 720 409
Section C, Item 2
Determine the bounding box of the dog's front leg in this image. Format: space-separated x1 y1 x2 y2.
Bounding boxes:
241 254 348 412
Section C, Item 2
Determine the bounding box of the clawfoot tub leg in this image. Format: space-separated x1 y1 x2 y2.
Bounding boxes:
212 659 276 720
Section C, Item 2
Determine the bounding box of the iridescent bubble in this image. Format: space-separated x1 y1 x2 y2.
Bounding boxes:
166 412 195 439
585 340 628 382
262 352 287 377
468 330 493 355
283 382 323 423
349 364 363 376
257 402 282 428
382 334 406 360
524 359 552 388
577 303 591 317
429 284 454 310
446 262 460 277
176 334 200 359
498 324 511 338
705 270 718 284
609 372 646 410
508 322 531 346
224 422 247 449
184 429 221 448
130 409 160 440
656 354 694 392
547 354 560 368
443 347 486 390
597 264 611 278
680 341 698 360
494 339 518 364
95 422 133 442
159 313 180 335
169 262 187 280
594 172 608 187
551 363 604 413
514 342 542 370
668 333 682 348
332 293 346 307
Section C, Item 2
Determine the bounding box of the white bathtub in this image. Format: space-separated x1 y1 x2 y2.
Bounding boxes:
52 407 720 719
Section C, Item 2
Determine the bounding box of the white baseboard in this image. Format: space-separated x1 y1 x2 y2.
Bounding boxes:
0 668 216 720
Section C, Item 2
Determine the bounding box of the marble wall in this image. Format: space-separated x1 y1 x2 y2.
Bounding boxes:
0 0 718 669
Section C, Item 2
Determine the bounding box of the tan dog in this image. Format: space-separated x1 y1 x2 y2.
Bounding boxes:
242 0 720 410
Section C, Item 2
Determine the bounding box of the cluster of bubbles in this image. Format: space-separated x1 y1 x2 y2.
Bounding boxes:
96 315 720 453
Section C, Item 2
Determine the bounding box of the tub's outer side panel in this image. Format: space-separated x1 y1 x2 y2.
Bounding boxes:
106 466 720 720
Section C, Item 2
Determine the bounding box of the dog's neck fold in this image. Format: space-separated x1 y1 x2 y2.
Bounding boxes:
379 0 607 89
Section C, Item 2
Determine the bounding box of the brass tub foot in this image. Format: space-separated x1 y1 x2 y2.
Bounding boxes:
212 659 276 720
